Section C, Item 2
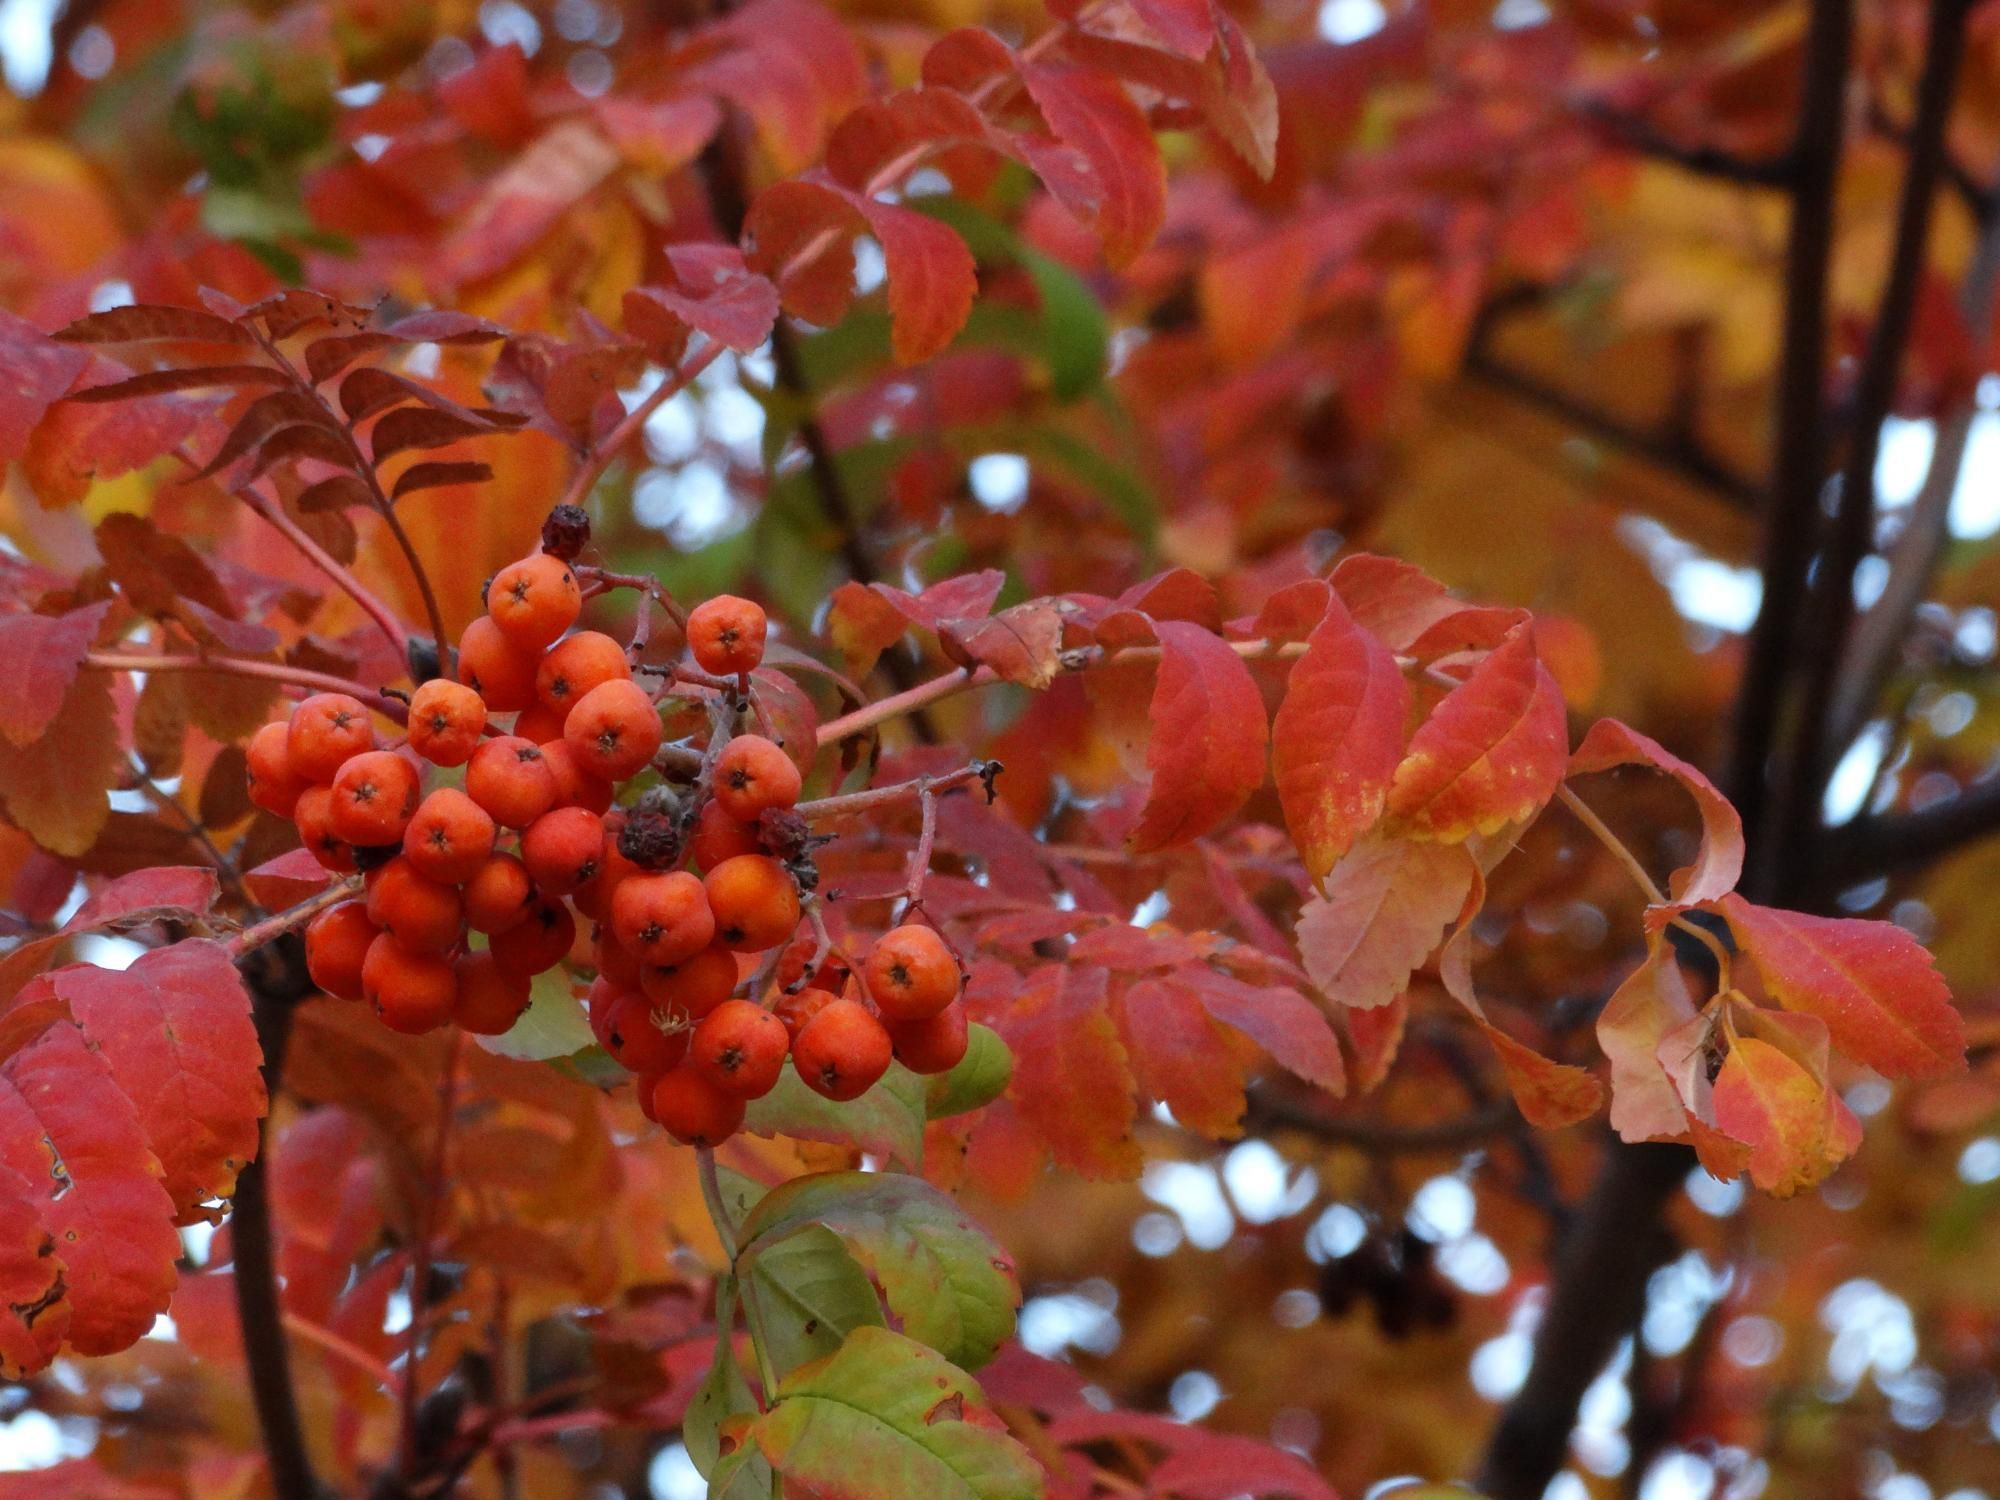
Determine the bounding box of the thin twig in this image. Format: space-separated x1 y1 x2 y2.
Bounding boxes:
88 652 408 721
1554 785 1667 906
554 343 729 515
399 1030 466 1481
230 880 361 957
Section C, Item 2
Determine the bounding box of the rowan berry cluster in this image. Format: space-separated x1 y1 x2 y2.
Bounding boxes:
247 526 970 1148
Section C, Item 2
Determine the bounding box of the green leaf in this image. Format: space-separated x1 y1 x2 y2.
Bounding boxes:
751 1328 1041 1500
685 1276 758 1477
743 1060 928 1170
475 966 594 1062
741 1171 1018 1370
708 1443 777 1500
747 1223 886 1375
1022 423 1157 542
925 1025 1014 1119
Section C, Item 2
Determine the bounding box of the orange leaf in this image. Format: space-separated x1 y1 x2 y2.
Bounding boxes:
1712 1035 1861 1197
1569 719 1744 903
1118 976 1246 1137
1127 620 1269 852
0 669 121 858
1716 895 1965 1080
1387 626 1568 841
1477 1019 1604 1130
1271 585 1409 884
1596 939 1701 1143
0 601 109 749
1295 834 1473 1010
1001 965 1141 1178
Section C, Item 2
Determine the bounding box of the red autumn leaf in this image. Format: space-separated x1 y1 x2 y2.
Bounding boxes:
1118 975 1246 1136
440 119 622 286
1477 1018 1604 1129
874 570 1007 630
0 1162 64 1377
242 850 331 910
1716 895 1965 1080
31 941 265 1220
1344 995 1406 1094
1270 586 1409 884
745 178 977 364
678 0 866 175
0 1023 179 1357
825 581 912 677
1128 0 1216 57
940 601 1066 689
1179 966 1346 1094
0 867 221 1004
1000 964 1141 1177
0 668 121 858
594 96 723 176
1329 554 1464 651
0 600 111 748
1126 620 1268 852
826 89 996 192
1387 625 1568 841
1712 1033 1862 1197
1295 834 1474 1011
623 244 781 356
51 305 253 346
748 667 821 779
24 359 219 507
1020 64 1168 268
1569 718 1744 903
0 311 87 460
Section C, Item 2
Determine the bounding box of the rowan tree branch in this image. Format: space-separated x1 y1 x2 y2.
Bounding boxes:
1819 775 2000 882
1774 0 1973 865
231 934 324 1500
1477 5 1858 1495
1572 98 1797 188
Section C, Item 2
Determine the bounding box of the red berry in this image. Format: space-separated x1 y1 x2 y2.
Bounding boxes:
648 1066 746 1146
686 595 767 677
611 871 715 966
488 896 575 976
521 806 606 896
328 749 422 848
690 799 760 870
294 785 356 873
288 693 375 782
407 680 486 767
690 999 790 1099
792 999 892 1102
305 900 378 1000
863 924 961 1021
247 720 307 819
886 1002 969 1075
365 857 465 956
403 787 498 885
703 854 799 953
710 735 801 822
457 615 539 712
563 678 662 783
603 993 692 1075
362 934 457 1034
466 735 558 829
640 942 739 1021
537 630 630 713
488 553 581 652
464 853 534 934
453 951 532 1035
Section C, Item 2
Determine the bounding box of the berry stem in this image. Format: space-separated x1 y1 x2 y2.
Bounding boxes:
555 342 729 516
1552 784 1668 906
797 760 998 821
229 879 362 957
695 1145 739 1260
576 566 690 631
86 652 410 721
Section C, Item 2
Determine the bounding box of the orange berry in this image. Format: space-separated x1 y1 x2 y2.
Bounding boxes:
686 595 767 677
563 679 662 783
611 871 714 966
521 807 606 897
366 857 465 955
402 788 496 885
792 999 892 1102
464 853 534 934
774 932 849 996
594 926 642 988
771 985 839 1042
362 934 457 1034
690 800 760 870
512 701 568 746
457 615 539 712
640 942 739 1020
453 951 532 1036
466 735 558 829
603 993 691 1075
702 854 799 953
247 720 307 819
691 999 789 1099
710 735 801 822
886 1002 969 1075
328 749 422 848
586 976 624 1035
648 1066 745 1146
573 831 642 921
288 693 375 782
488 553 581 651
306 900 378 1000
537 630 630 713
488 896 574 976
294 785 357 873
407 680 486 767
539 738 613 814
863 924 960 1022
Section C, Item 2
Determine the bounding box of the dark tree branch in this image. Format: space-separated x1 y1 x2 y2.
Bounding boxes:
1868 80 1994 222
1773 0 1974 867
1463 347 1762 510
1573 98 1797 188
1477 5 1858 1496
1474 1142 1690 1500
1818 775 2000 884
1725 0 1857 890
232 935 324 1500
